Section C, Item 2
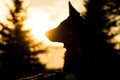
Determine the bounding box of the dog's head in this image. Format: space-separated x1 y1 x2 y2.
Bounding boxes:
46 2 87 47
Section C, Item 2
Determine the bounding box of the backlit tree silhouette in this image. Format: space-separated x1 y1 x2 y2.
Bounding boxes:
85 0 120 57
0 0 45 79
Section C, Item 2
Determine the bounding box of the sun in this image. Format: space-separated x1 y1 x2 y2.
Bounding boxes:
24 9 56 42
23 9 65 69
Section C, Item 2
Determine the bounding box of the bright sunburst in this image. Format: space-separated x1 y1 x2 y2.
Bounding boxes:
23 9 65 69
24 9 57 42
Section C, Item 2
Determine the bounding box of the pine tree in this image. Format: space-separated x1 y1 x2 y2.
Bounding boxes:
0 0 45 79
84 0 120 78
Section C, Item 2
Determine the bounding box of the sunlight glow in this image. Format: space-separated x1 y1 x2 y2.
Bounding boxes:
38 47 66 69
24 9 58 42
23 8 65 69
0 0 87 70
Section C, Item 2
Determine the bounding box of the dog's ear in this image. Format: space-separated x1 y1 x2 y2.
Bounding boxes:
69 1 80 17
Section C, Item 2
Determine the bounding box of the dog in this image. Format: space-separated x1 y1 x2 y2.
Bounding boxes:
46 1 89 79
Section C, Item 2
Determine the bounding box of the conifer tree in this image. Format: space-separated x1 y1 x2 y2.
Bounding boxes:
0 0 45 79
84 0 120 76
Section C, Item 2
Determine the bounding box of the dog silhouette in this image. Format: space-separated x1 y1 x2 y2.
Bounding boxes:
46 2 89 79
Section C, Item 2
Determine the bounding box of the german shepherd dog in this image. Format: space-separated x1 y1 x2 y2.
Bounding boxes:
46 2 89 79
46 1 120 80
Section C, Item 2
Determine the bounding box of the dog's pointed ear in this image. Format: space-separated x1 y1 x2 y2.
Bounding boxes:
69 1 80 16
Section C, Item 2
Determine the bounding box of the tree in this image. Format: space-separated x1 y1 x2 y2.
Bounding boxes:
83 0 120 78
85 0 120 55
0 0 45 79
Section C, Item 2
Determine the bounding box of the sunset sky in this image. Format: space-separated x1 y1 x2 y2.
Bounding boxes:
0 0 86 29
26 0 85 69
0 0 86 69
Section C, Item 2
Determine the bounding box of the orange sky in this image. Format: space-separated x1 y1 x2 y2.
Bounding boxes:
30 0 86 23
0 0 86 69
29 0 86 69
0 0 86 25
